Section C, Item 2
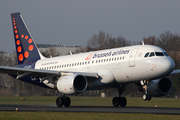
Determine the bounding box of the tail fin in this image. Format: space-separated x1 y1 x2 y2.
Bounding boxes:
11 12 44 65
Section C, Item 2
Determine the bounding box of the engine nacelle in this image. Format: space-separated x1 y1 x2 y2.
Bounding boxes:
57 74 87 95
147 78 172 97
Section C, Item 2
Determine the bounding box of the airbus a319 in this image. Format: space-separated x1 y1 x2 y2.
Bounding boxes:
0 13 179 107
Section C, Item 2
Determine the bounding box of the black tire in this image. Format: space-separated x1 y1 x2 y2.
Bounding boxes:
119 97 127 107
63 97 71 107
56 97 63 107
147 95 151 101
112 97 120 107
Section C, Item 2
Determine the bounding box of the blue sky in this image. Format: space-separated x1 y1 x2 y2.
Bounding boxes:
1 0 180 53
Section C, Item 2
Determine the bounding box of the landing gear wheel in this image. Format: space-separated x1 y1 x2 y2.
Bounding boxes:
147 95 151 101
119 97 127 107
142 94 151 101
112 97 120 107
142 94 147 101
56 97 63 107
63 97 71 107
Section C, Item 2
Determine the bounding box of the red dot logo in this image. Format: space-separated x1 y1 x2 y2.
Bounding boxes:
16 40 20 45
15 30 18 33
28 39 32 43
24 51 29 58
14 26 17 29
17 46 22 52
19 54 23 61
25 35 28 39
15 34 19 39
13 23 16 25
29 45 34 51
21 35 24 38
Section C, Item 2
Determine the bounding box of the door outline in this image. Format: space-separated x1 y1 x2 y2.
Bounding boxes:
129 48 139 67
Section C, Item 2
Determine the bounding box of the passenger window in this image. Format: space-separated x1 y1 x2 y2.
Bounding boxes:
117 57 119 60
149 52 155 57
114 58 116 61
144 52 149 57
104 59 106 62
109 58 111 61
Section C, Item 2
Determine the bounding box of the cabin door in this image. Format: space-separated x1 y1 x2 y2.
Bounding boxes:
129 48 139 67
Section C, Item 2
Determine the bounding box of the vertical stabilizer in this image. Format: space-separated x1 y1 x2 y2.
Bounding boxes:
11 12 44 65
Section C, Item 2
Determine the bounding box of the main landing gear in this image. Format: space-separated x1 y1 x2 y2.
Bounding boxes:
56 96 71 107
112 85 127 107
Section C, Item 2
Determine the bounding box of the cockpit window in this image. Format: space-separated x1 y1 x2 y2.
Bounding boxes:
149 52 155 57
155 52 164 56
164 52 169 56
144 52 149 57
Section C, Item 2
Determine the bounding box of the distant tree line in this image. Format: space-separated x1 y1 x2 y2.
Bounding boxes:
0 31 180 97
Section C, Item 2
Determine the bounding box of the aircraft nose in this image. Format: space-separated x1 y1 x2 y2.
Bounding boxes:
160 58 175 75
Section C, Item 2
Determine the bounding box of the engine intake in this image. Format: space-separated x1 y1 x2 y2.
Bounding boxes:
147 77 172 96
57 74 87 94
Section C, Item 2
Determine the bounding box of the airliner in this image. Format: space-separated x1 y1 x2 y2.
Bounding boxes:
0 12 179 107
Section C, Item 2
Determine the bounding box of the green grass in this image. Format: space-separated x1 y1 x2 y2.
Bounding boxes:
0 96 180 107
0 112 180 120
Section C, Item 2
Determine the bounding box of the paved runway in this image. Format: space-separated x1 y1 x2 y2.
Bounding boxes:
0 105 180 114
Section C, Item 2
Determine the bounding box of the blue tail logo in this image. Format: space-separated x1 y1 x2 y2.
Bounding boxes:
11 12 43 65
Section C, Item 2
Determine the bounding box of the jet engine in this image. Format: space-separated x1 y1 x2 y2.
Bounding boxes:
147 78 172 96
57 74 87 94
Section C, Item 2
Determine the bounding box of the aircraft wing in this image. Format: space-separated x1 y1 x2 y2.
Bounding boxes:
0 66 98 80
171 70 180 74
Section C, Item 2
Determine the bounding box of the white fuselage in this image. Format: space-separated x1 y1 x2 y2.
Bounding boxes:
35 45 175 89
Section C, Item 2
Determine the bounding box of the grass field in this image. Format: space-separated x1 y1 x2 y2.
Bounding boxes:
0 96 180 119
0 96 180 107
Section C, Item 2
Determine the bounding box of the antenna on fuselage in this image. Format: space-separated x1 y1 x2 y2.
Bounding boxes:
70 51 72 55
142 41 145 45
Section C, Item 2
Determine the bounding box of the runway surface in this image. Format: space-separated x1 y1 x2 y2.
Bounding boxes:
0 105 180 114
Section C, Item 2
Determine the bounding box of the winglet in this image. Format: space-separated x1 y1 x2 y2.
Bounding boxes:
11 12 45 65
